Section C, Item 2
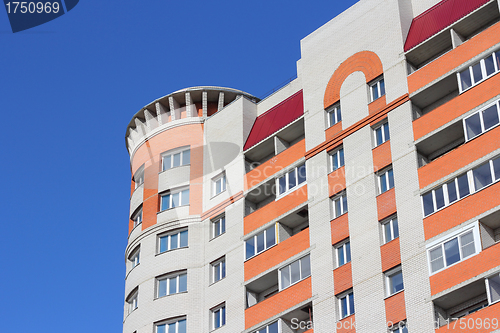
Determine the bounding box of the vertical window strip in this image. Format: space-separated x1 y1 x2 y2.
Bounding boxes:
458 51 500 93
277 164 306 196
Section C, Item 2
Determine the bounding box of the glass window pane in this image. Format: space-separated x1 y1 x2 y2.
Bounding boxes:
338 247 345 266
493 157 500 180
473 162 493 191
465 113 482 140
246 238 255 259
170 233 178 250
214 220 221 237
256 232 265 253
393 218 399 239
168 323 176 333
388 169 394 189
372 84 379 100
337 107 342 122
332 152 339 170
339 148 345 167
380 79 385 96
181 189 189 206
460 231 475 259
390 271 404 294
341 297 348 318
472 62 483 83
460 68 472 90
279 176 286 195
329 110 336 126
335 198 341 218
171 193 180 208
221 217 226 233
266 226 276 249
162 194 171 211
173 153 181 167
222 261 226 279
288 169 297 190
376 127 383 146
215 263 221 282
179 274 187 292
163 155 171 171
384 222 392 242
485 55 496 76
290 260 301 284
169 276 177 294
380 173 388 193
429 247 444 273
180 230 188 247
268 322 279 333
348 292 355 315
482 105 499 131
457 174 470 198
444 238 461 266
446 180 458 204
160 236 168 253
345 242 351 263
221 307 226 326
214 309 220 328
383 122 390 141
435 187 445 210
157 324 166 333
488 275 500 303
496 53 500 71
281 266 290 289
158 279 167 297
297 164 306 184
423 192 434 216
182 150 190 165
301 255 311 278
342 195 348 214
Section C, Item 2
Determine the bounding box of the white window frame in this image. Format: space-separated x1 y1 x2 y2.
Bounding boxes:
212 173 227 197
245 224 277 260
160 187 190 211
458 51 500 93
462 99 500 141
128 246 140 269
155 317 187 333
276 163 306 197
156 271 188 298
385 266 404 297
278 254 311 291
211 257 226 284
369 76 385 101
330 146 345 172
338 290 355 319
377 167 395 194
161 147 190 172
485 272 500 306
131 206 142 228
391 322 408 333
334 239 351 268
421 155 500 217
373 120 390 147
426 222 481 275
381 215 399 244
327 103 342 128
211 215 226 239
126 288 138 314
210 303 226 331
331 192 348 218
158 228 188 254
251 320 281 333
134 165 144 189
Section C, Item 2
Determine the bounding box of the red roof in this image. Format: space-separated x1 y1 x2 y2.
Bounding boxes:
244 90 303 151
404 0 490 52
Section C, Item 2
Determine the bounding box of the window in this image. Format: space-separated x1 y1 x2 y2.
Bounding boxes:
157 271 187 298
378 167 394 194
245 225 276 260
391 323 408 333
212 173 227 197
134 165 144 189
332 193 348 218
159 229 188 253
373 121 390 147
385 266 404 296
370 77 385 101
335 239 351 267
458 51 500 93
426 223 481 274
156 318 187 333
279 255 311 290
327 104 342 127
211 215 226 239
128 246 140 269
463 100 500 141
277 163 306 196
161 187 190 211
126 288 138 314
132 207 142 228
338 290 355 319
211 257 226 283
450 301 488 318
162 148 190 171
421 155 500 217
211 303 226 330
382 216 399 244
252 321 279 333
330 147 345 172
486 273 500 305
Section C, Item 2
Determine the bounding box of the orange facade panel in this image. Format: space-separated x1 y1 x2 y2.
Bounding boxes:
413 73 500 140
326 122 343 141
329 167 346 197
385 291 406 327
424 181 500 240
337 315 356 333
408 21 500 94
244 228 310 281
244 186 308 235
369 95 387 115
430 243 500 295
372 141 392 172
377 188 397 221
334 262 353 295
381 238 401 272
244 277 312 329
434 301 500 332
245 139 305 190
331 213 349 245
418 126 500 189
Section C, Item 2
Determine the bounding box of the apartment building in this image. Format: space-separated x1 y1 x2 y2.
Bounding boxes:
122 0 500 332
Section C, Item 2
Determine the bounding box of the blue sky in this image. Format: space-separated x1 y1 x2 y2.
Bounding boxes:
0 1 357 332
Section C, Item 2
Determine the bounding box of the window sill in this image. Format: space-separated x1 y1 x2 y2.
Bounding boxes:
384 288 404 300
337 313 355 322
209 232 226 242
244 243 278 262
157 204 190 214
373 139 390 150
155 246 189 257
334 262 351 270
209 277 226 287
331 211 348 221
382 236 399 246
159 164 191 175
377 187 395 197
154 291 188 300
211 189 227 200
125 263 140 279
276 181 306 201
